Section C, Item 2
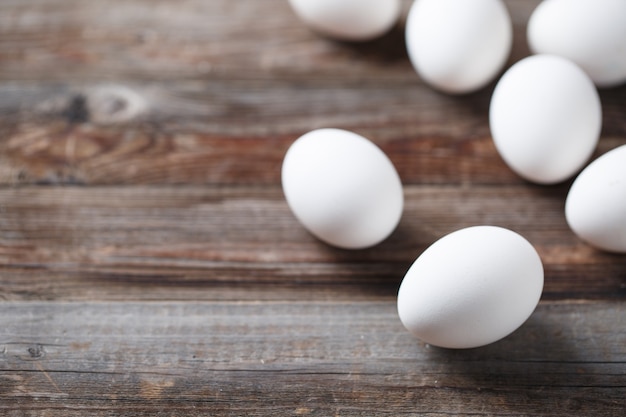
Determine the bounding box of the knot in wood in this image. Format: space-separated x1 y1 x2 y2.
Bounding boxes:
84 85 147 125
62 94 90 124
27 343 45 360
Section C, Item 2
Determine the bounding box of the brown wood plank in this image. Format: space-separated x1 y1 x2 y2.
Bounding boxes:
0 0 538 81
1 81 624 186
1 301 624 416
1 186 624 301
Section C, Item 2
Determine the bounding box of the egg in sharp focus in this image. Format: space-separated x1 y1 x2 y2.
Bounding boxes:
287 0 401 42
281 128 404 250
565 145 626 253
405 0 513 94
489 54 602 184
527 0 626 88
397 226 544 349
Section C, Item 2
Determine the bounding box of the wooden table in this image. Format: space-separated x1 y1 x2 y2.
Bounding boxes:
1 1 624 415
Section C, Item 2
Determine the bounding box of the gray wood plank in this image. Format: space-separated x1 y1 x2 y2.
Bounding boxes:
1 301 624 416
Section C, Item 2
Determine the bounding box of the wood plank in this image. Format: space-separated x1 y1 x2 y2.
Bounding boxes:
0 301 624 416
0 0 538 81
1 186 624 301
0 79 624 186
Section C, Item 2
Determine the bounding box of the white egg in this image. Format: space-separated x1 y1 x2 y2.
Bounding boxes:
397 226 544 349
565 145 626 253
405 0 513 94
281 128 403 249
489 55 602 184
287 0 401 41
528 0 626 88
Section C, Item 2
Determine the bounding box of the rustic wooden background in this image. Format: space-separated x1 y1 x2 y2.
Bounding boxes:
1 0 625 415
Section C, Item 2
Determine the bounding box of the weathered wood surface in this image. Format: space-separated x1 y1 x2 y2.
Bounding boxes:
0 0 625 416
1 301 625 416
0 0 623 186
0 186 625 302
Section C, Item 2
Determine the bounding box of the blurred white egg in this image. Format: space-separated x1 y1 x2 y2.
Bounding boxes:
281 128 403 249
405 0 513 94
565 145 626 253
287 0 401 41
528 0 626 88
489 55 602 184
397 226 544 349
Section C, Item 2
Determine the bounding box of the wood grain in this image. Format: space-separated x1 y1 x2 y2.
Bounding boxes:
0 186 625 302
0 81 624 186
1 301 625 416
1 0 625 415
0 0 535 81
0 0 623 186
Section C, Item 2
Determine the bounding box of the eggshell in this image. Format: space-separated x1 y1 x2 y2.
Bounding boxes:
527 0 626 88
287 0 401 41
489 55 602 184
405 0 513 94
281 128 403 249
397 226 544 349
565 145 626 253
